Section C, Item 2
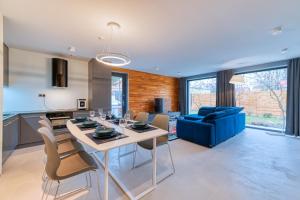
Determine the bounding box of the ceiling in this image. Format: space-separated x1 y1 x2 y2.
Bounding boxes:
1 0 300 77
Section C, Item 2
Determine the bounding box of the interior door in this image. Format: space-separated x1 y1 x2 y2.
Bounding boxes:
111 72 128 118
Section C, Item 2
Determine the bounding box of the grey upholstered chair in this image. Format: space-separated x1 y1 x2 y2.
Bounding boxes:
133 114 175 181
125 110 134 120
40 116 74 142
38 127 101 200
135 112 149 123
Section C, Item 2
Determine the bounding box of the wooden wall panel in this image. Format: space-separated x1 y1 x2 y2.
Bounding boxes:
112 67 179 115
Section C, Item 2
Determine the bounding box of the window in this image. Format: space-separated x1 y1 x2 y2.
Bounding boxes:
235 68 287 130
188 77 216 114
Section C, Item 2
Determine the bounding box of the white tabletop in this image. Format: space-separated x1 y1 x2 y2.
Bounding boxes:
66 118 168 152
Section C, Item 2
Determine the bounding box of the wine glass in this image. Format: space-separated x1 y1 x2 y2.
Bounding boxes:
107 111 112 119
98 108 103 117
89 110 95 120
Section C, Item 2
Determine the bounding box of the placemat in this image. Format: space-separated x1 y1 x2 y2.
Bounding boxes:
77 123 101 131
126 125 157 133
70 119 85 124
86 132 128 144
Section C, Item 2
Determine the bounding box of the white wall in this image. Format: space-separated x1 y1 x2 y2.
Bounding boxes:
0 14 4 174
4 48 88 112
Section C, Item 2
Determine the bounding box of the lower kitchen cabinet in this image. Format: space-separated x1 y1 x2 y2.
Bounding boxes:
19 114 44 145
3 116 19 163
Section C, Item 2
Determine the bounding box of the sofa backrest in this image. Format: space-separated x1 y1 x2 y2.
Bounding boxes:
202 107 244 122
198 107 216 116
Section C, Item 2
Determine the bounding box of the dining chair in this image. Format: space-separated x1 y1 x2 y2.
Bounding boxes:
135 112 149 123
133 114 175 182
40 116 74 142
38 127 101 200
125 110 134 120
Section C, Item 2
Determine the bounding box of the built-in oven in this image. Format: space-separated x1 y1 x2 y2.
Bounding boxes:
46 112 73 130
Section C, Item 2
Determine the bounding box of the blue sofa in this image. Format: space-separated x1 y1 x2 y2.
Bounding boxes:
177 107 245 148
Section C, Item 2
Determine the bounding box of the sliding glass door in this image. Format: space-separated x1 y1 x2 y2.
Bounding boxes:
188 77 217 114
111 72 128 118
235 68 287 130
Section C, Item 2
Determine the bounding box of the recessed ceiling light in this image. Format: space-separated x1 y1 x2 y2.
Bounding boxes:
68 46 76 52
271 26 283 36
281 48 288 54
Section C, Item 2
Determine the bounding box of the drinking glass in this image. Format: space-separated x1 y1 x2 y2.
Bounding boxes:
89 110 95 120
119 118 126 128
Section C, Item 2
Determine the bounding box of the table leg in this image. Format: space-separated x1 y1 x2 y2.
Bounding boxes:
152 138 157 186
104 151 109 200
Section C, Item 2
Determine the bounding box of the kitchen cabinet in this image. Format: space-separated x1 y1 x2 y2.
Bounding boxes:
19 114 44 145
3 116 19 163
88 58 112 111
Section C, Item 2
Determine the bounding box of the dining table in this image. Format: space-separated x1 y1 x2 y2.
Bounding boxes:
66 117 169 200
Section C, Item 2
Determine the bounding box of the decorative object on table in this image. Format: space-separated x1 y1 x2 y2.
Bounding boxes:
98 108 103 116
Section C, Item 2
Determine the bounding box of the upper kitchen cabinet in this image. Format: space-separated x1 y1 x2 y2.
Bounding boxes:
88 58 112 111
3 43 8 86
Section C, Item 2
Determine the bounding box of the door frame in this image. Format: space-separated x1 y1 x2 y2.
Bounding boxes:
111 72 128 117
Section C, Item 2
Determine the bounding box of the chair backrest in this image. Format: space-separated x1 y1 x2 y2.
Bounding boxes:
38 119 52 130
135 112 149 123
38 127 60 180
40 116 52 129
125 110 134 120
152 114 169 144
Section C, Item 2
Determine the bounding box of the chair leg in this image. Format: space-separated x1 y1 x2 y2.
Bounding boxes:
42 178 49 200
167 143 175 174
132 144 138 169
94 170 102 200
54 181 60 200
45 180 53 200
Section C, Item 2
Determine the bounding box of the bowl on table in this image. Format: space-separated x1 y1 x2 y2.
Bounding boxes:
81 120 98 128
93 127 117 139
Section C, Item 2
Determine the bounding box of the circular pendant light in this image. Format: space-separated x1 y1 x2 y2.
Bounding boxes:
96 22 131 67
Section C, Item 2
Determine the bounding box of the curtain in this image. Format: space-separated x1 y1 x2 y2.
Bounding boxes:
285 58 300 136
179 78 188 115
216 69 235 107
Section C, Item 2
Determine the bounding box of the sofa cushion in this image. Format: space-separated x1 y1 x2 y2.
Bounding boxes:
184 114 204 121
198 107 216 116
202 111 227 122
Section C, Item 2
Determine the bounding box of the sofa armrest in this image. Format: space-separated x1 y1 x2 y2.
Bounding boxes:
176 119 216 147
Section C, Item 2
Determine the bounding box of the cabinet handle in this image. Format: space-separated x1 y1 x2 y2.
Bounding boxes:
22 115 44 119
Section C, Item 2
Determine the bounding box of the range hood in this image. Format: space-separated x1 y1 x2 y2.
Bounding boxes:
52 58 68 87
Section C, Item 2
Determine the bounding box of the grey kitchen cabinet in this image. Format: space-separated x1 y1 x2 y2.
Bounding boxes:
19 114 44 145
88 58 112 111
2 116 19 163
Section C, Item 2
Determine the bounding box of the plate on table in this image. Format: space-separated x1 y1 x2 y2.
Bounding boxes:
74 116 87 122
131 122 150 130
82 121 98 128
